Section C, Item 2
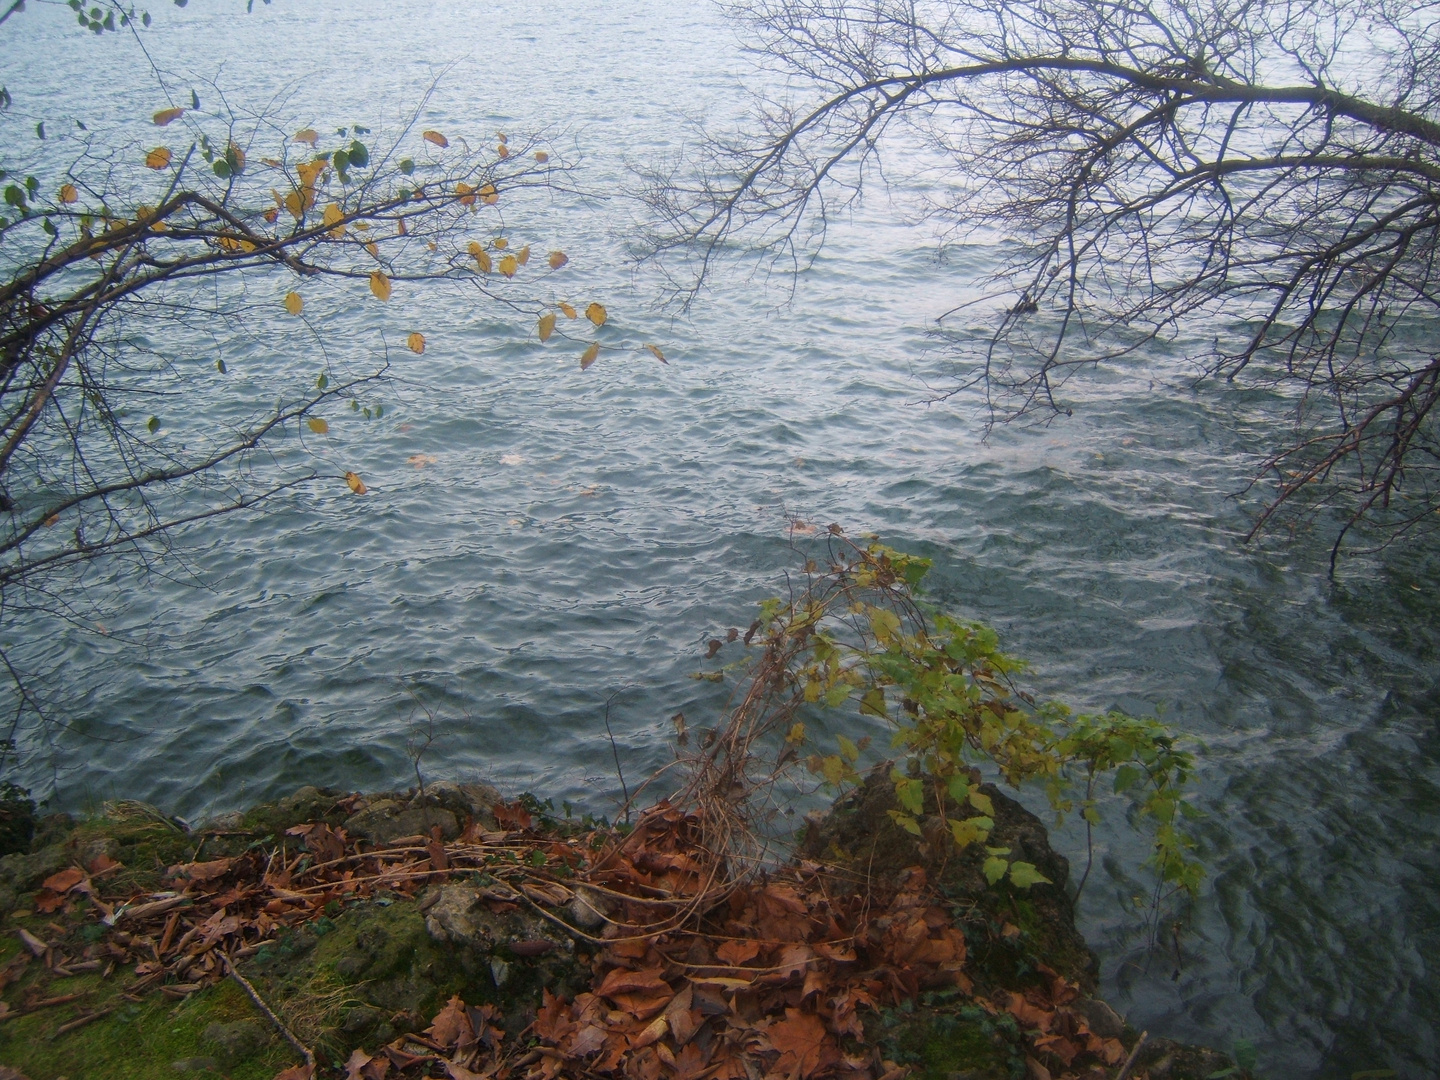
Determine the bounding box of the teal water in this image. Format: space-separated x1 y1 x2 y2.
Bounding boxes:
2 3 1438 1077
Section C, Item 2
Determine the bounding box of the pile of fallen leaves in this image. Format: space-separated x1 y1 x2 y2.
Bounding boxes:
19 796 1128 1080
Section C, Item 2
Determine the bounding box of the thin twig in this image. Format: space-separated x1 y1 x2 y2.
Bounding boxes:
1115 1030 1148 1080
221 953 315 1074
603 688 632 824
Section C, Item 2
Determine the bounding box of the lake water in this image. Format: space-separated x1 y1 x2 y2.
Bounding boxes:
2 3 1437 1077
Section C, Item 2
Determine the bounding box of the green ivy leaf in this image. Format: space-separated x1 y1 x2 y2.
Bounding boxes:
982 856 1009 885
1007 861 1051 889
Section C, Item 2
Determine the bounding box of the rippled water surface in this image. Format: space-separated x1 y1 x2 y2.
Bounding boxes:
2 3 1438 1077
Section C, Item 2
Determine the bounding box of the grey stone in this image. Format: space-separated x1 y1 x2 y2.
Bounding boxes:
171 1057 220 1073
566 886 613 931
334 953 370 980
345 804 458 844
414 781 503 828
1073 996 1126 1039
278 786 330 818
0 843 67 892
200 1019 269 1062
423 884 497 951
490 956 511 988
341 1004 384 1034
202 810 246 831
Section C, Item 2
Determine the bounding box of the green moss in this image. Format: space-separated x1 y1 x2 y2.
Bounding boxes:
0 977 297 1079
874 1004 1028 1080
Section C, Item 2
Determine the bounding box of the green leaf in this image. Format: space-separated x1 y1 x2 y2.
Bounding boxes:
146 416 160 434
837 735 859 763
348 140 368 168
967 787 994 816
399 158 414 176
1007 861 1051 889
212 159 230 179
215 358 226 373
886 809 922 836
859 686 887 718
333 149 349 176
316 372 327 390
869 606 901 647
982 856 1008 885
34 121 44 140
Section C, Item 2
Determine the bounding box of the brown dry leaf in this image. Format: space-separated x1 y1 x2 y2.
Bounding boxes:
427 994 473 1048
293 128 320 146
580 342 599 370
769 1008 830 1080
547 250 568 270
369 271 391 301
170 858 232 884
597 967 670 998
535 150 550 163
645 344 668 364
1006 991 1054 1033
273 1066 314 1080
58 183 78 204
456 181 475 206
585 301 607 327
41 867 86 894
153 107 185 126
423 130 449 148
42 514 59 528
516 245 530 266
558 301 577 319
345 471 367 495
813 941 857 963
672 1042 710 1080
145 147 172 169
407 332 426 354
538 312 556 342
283 292 304 316
408 454 437 468
716 939 760 966
87 853 120 875
631 1014 669 1049
609 989 673 1020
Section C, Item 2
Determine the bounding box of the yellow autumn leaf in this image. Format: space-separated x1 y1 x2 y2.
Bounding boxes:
538 312 556 342
499 254 518 278
558 301 577 319
478 183 497 205
497 132 508 144
422 130 449 148
473 246 492 273
548 251 568 270
153 107 184 126
284 190 304 218
580 342 599 370
370 271 391 301
296 159 325 191
497 143 509 159
456 181 475 206
366 241 379 258
58 183 78 204
293 128 319 146
145 147 172 169
646 344 668 364
516 245 530 266
323 202 344 238
283 291 303 315
344 471 367 495
263 207 278 224
407 332 426 354
227 143 246 172
585 302 607 327
307 417 329 434
493 237 508 250
535 151 549 163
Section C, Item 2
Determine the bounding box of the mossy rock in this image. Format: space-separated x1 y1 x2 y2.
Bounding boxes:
871 999 1030 1080
239 889 590 1067
803 768 1097 994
